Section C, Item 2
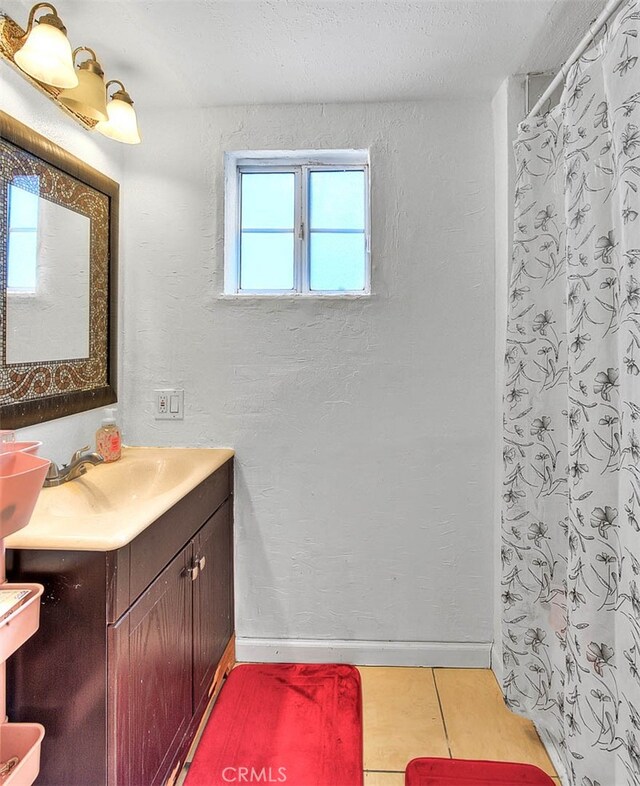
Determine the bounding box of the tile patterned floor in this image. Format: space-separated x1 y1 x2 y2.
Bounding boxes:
179 666 560 785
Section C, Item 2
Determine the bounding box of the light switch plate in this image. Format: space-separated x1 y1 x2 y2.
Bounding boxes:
154 389 184 420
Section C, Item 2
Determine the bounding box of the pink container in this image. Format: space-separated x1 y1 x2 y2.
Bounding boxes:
0 722 44 786
0 443 42 457
0 453 50 538
0 585 43 663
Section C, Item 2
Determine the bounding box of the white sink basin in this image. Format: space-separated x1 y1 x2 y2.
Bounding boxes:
5 447 234 551
46 451 202 516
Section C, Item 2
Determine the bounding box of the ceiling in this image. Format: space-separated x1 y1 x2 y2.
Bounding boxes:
2 0 607 108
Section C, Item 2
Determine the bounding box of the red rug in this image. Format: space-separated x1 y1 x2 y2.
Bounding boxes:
405 758 555 785
185 663 363 786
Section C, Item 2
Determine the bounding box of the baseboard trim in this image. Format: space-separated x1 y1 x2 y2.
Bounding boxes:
235 637 492 667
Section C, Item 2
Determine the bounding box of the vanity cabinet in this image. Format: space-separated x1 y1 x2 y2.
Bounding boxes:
6 458 234 786
112 541 193 786
192 501 234 711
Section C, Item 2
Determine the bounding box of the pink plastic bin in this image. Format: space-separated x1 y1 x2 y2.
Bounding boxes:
0 453 49 538
0 585 43 663
0 443 42 457
0 722 44 786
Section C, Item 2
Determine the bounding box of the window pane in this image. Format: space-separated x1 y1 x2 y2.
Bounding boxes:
240 231 294 290
241 173 295 229
7 231 38 290
309 232 366 291
8 182 39 230
309 170 365 230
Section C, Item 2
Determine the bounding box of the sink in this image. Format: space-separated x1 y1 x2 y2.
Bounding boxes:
46 452 195 517
5 447 234 551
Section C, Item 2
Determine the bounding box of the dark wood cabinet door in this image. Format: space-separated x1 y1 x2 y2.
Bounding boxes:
113 542 193 786
193 499 234 708
7 551 109 786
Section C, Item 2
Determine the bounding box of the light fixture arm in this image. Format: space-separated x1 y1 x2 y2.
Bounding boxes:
106 79 126 93
72 46 104 76
73 46 98 63
23 3 66 36
105 79 134 105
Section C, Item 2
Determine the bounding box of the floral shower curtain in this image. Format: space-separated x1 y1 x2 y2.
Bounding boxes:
502 2 640 784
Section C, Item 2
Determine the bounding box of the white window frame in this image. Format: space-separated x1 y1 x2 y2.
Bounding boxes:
224 149 371 297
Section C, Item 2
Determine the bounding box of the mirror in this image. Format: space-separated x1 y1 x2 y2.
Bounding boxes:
0 112 118 429
6 181 91 364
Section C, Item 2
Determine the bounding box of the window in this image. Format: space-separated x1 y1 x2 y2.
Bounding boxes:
224 150 370 295
6 176 39 293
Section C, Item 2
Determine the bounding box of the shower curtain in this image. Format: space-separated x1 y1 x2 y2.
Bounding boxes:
502 2 640 784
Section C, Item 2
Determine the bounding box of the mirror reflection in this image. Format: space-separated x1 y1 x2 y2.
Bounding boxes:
6 178 91 364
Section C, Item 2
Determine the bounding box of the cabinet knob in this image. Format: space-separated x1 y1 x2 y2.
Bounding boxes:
197 555 206 572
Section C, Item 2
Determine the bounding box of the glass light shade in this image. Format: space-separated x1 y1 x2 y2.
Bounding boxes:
96 98 141 144
58 67 108 121
14 21 78 88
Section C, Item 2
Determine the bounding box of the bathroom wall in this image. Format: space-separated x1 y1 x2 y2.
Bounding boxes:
2 65 123 464
121 99 496 665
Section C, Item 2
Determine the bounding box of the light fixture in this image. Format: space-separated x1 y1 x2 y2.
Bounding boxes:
96 80 141 145
13 3 78 88
58 47 107 121
1 4 141 142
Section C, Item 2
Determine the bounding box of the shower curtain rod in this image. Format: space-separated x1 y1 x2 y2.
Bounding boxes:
526 0 626 119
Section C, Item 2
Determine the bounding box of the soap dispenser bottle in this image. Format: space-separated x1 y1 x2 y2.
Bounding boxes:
96 408 122 463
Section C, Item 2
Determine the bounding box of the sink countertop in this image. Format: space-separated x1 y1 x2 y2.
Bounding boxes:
5 446 234 552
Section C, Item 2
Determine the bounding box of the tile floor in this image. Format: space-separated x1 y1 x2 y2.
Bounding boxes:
179 666 559 785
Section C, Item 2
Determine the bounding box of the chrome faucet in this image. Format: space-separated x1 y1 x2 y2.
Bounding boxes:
44 445 104 487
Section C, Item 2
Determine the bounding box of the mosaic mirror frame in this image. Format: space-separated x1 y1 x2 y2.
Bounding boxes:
0 112 118 429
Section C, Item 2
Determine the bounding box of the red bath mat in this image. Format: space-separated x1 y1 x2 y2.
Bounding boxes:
405 758 555 785
185 663 363 786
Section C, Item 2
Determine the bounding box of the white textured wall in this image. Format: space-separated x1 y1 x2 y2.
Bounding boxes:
2 65 123 464
121 100 495 664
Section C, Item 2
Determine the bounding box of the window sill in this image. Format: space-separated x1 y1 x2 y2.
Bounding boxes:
218 292 373 301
